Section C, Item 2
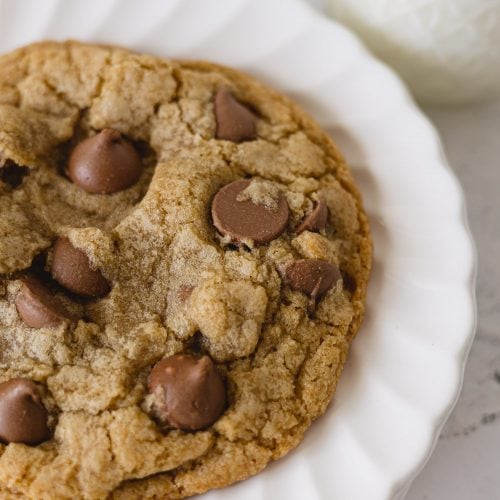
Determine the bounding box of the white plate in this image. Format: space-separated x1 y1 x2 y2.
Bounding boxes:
0 0 477 498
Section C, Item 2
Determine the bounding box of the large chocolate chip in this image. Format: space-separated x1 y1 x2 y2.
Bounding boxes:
214 88 257 142
67 129 142 194
212 179 289 245
148 354 226 431
51 238 111 297
15 276 73 328
0 379 50 445
283 259 341 299
295 201 328 234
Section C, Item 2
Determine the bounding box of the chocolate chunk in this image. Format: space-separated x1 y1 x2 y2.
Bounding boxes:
51 237 111 297
283 259 341 298
341 270 357 294
148 354 226 431
214 88 257 142
15 276 72 328
0 379 50 445
0 162 29 188
295 201 328 234
212 179 289 245
67 129 142 194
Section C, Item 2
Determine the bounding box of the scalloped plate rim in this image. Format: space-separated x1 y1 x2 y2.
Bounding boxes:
0 0 477 498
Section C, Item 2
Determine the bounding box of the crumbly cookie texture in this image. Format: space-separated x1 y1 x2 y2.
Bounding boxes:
0 41 371 499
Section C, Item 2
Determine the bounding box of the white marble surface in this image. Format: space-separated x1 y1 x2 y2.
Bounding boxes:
303 1 500 497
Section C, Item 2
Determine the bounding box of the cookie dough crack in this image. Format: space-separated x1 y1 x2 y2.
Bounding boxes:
65 45 85 90
88 52 112 111
170 68 196 137
39 78 79 115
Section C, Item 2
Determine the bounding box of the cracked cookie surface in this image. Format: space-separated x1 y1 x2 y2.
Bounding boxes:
0 41 371 499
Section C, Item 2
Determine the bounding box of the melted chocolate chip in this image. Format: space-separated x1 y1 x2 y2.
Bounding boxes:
211 179 289 245
0 379 50 445
295 201 328 234
341 270 357 294
15 276 73 328
51 237 111 297
178 284 195 302
283 259 341 299
148 354 225 431
214 88 256 142
67 129 142 194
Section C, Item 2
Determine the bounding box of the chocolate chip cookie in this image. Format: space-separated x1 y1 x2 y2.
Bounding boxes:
0 41 371 499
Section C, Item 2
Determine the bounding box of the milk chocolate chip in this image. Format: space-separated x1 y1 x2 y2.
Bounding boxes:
212 179 289 245
67 129 142 194
283 259 341 302
149 354 225 431
296 201 328 234
214 88 256 142
0 379 50 445
15 276 72 328
51 237 111 297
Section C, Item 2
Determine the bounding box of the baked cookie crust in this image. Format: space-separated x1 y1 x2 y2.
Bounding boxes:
0 41 371 499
